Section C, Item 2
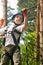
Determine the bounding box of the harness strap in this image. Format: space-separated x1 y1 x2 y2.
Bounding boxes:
3 38 6 45
17 36 20 43
11 26 22 45
13 29 22 34
11 32 20 45
11 32 18 44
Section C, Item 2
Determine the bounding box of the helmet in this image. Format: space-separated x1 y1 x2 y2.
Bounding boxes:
12 10 24 22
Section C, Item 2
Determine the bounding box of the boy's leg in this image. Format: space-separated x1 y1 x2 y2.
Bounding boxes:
1 53 10 65
13 46 21 65
1 45 15 65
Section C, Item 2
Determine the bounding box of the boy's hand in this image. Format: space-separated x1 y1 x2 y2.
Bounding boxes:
21 8 28 16
0 19 6 27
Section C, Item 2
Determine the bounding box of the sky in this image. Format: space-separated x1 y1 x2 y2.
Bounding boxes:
8 0 18 9
0 0 18 19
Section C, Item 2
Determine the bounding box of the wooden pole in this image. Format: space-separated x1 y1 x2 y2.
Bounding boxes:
34 0 40 64
2 0 7 25
40 0 43 65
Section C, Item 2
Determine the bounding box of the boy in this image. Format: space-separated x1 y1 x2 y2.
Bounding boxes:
0 8 28 65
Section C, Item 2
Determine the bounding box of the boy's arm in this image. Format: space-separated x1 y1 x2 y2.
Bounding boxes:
21 8 28 31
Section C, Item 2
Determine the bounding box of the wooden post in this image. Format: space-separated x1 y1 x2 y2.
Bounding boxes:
2 0 7 25
40 0 43 65
34 0 40 64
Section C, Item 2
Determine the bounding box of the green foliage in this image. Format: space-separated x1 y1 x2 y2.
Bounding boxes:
0 48 2 60
28 20 36 32
20 32 35 65
26 32 35 42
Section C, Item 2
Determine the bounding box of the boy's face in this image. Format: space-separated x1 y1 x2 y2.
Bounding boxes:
13 14 23 24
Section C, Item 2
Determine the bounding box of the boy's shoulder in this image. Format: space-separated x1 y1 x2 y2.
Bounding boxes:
8 21 14 26
8 21 13 24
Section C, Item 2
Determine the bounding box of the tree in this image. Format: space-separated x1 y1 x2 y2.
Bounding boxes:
2 0 7 25
40 0 43 65
34 0 40 64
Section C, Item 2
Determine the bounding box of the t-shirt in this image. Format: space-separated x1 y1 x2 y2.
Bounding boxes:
0 22 23 46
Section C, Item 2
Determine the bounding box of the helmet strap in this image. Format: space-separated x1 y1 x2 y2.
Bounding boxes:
12 20 21 26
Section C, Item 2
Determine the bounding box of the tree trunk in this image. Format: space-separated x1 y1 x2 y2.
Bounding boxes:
40 0 43 65
34 0 40 64
2 0 7 25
